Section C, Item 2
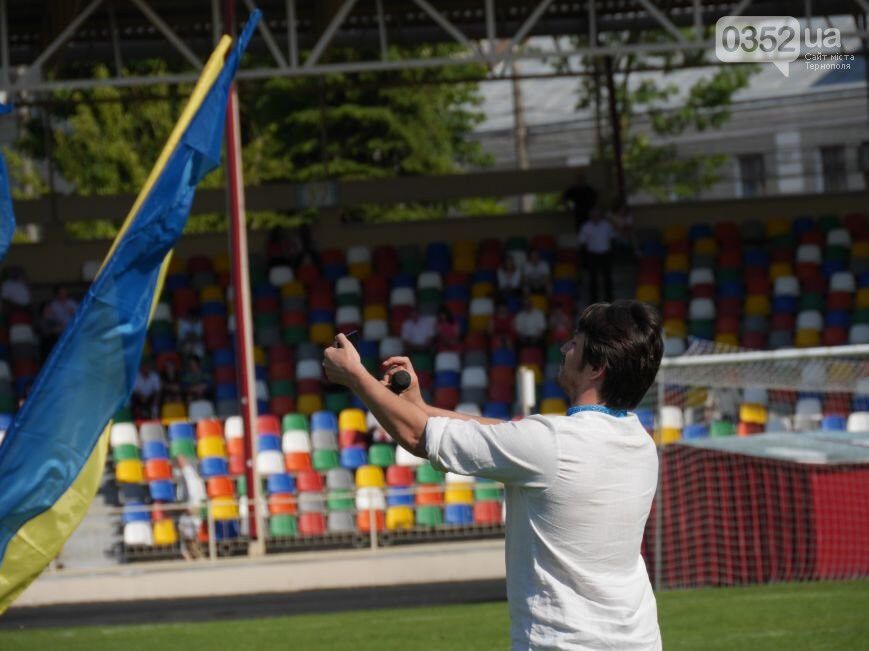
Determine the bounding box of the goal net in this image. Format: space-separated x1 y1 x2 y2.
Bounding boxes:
638 343 869 589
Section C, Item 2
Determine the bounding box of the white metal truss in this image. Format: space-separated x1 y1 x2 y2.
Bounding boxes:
1 0 868 95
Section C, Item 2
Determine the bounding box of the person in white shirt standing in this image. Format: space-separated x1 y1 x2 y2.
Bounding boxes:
578 209 616 303
324 300 664 650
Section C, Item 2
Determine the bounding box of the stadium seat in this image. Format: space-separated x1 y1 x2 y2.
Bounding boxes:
386 506 414 530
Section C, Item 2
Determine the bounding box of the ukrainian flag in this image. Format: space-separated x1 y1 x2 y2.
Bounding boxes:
0 12 260 612
0 102 16 261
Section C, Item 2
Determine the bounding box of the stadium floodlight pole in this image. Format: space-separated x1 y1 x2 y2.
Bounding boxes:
224 0 265 556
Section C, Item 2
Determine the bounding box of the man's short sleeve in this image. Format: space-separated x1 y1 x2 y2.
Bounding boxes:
425 415 558 488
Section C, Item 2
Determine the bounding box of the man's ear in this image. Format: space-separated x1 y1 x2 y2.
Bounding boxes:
589 364 606 382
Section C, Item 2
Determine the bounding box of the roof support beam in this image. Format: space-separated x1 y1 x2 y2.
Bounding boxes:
130 0 202 68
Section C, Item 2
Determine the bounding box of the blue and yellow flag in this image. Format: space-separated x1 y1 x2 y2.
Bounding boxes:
0 12 260 612
0 103 17 261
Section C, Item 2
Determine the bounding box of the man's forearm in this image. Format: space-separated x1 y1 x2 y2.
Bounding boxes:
349 371 430 457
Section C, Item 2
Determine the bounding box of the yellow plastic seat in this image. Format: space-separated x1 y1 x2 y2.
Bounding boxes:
795 328 820 348
658 427 681 445
857 288 869 310
386 506 415 530
309 323 335 346
355 465 386 488
665 254 689 273
663 225 687 243
115 459 144 483
693 237 716 255
540 398 567 414
471 282 494 298
153 519 178 546
553 263 576 279
685 387 708 408
453 240 476 257
524 363 542 383
715 333 739 347
453 254 476 273
281 281 305 298
339 408 367 432
664 319 686 338
168 256 185 274
161 402 187 422
766 218 790 237
253 346 267 367
740 403 768 425
213 252 230 274
769 262 792 280
853 241 869 259
636 285 661 304
469 314 491 333
744 295 770 316
211 497 239 521
297 394 323 416
197 436 226 459
444 486 474 504
530 295 548 312
363 304 387 321
201 285 224 302
349 262 372 280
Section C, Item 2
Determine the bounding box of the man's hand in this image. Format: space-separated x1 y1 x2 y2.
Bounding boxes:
381 356 425 408
323 333 365 388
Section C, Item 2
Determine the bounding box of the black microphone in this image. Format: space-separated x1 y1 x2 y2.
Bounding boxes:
389 370 411 394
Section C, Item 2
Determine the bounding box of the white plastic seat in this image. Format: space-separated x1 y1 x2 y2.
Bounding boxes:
268 265 294 287
461 367 488 389
336 276 361 296
689 268 714 287
188 400 215 421
255 379 269 402
138 422 166 443
469 297 494 316
435 351 461 373
311 429 338 450
356 487 386 511
363 319 388 341
743 387 768 405
847 412 869 432
336 306 361 327
153 303 172 322
688 298 715 320
827 228 851 247
347 245 371 265
256 450 285 475
282 429 311 453
379 336 404 360
0 360 10 382
417 271 443 291
456 402 482 416
765 415 790 432
395 445 425 466
110 422 139 448
227 314 236 333
9 324 36 345
796 311 823 331
796 244 821 264
123 521 153 546
296 359 322 381
850 324 869 345
225 415 244 439
82 260 101 282
659 406 683 429
390 287 415 307
663 337 685 357
773 276 799 296
829 271 855 293
795 397 822 417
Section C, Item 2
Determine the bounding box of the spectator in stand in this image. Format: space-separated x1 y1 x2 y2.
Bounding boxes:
578 209 616 303
562 171 598 230
132 359 161 419
513 296 547 347
160 359 183 403
497 256 523 300
523 249 551 295
549 308 573 343
400 308 436 351
435 306 460 349
177 307 204 358
41 286 78 354
1 267 31 310
181 355 211 402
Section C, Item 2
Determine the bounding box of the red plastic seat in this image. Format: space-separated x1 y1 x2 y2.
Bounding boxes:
187 255 213 274
213 366 236 384
145 459 172 481
172 287 199 317
269 345 293 363
771 313 795 331
339 429 367 448
228 455 246 475
270 396 296 417
197 419 222 439
363 276 390 303
487 383 514 404
714 221 740 244
321 248 345 266
444 271 470 287
386 465 414 487
716 316 740 334
356 510 384 532
801 276 826 294
281 311 307 327
691 284 715 299
717 297 742 318
770 248 792 263
269 361 294 380
799 231 824 246
518 347 543 366
284 452 312 472
717 249 742 268
296 264 320 285
156 352 182 373
822 327 848 346
257 414 280 435
827 292 852 311
740 332 766 349
434 387 460 410
737 422 764 436
296 379 321 395
473 501 502 525
746 277 771 295
254 295 279 314
9 310 32 326
373 247 398 276
668 239 690 255
296 470 324 492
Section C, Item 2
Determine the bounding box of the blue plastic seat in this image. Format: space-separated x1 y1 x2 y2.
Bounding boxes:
682 424 709 439
311 410 338 432
215 383 238 401
214 521 239 540
425 242 452 273
718 280 744 298
434 371 461 388
552 279 577 296
149 480 176 502
253 283 279 298
324 263 347 282
858 273 869 288
390 272 415 289
142 441 169 460
0 413 12 431
386 488 415 506
165 274 190 291
639 240 666 258
505 295 522 314
255 365 267 381
259 434 281 452
634 408 655 432
201 301 227 316
357 340 379 360
541 381 565 400
150 334 177 354
309 309 334 324
444 504 473 525
168 422 195 440
340 446 367 469
744 249 769 267
473 270 497 285
791 216 815 236
491 349 516 368
821 415 846 432
825 311 850 328
444 285 470 301
213 348 235 367
122 502 151 523
200 456 229 478
267 473 296 494
689 223 713 240
771 296 798 314
482 402 510 420
822 260 846 277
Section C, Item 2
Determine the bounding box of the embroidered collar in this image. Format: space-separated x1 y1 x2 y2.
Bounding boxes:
567 404 628 418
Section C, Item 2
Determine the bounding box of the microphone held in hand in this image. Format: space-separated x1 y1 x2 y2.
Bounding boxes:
389 370 412 394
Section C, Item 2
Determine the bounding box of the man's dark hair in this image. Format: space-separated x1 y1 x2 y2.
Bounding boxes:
575 300 664 410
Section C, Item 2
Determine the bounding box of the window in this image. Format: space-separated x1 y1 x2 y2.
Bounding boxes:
820 145 847 192
738 154 766 198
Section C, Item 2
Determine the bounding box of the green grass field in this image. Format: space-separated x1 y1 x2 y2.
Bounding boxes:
3 580 868 650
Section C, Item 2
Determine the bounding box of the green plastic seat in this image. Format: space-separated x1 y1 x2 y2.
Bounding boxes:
236 475 248 496
112 444 140 462
324 391 352 414
546 344 563 364
711 420 735 437
282 413 308 432
362 357 379 375
818 214 841 232
282 326 307 345
409 352 433 373
149 321 174 337
269 514 298 537
327 490 354 511
663 284 688 301
114 405 134 423
313 449 339 471
368 444 395 468
416 463 444 484
716 268 742 283
688 319 715 340
824 245 849 263
336 293 362 308
270 379 295 398
771 233 795 249
800 293 825 311
0 393 15 413
416 506 443 527
474 481 501 501
255 313 279 329
170 438 196 458
506 236 528 251
854 309 869 325
417 288 442 305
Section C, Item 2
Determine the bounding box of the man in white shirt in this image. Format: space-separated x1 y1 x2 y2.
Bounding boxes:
578 210 616 303
400 308 436 351
324 300 664 650
132 360 162 419
523 250 551 294
513 297 547 345
1 268 30 308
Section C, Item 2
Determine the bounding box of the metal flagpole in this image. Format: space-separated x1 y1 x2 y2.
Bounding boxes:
224 0 264 555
